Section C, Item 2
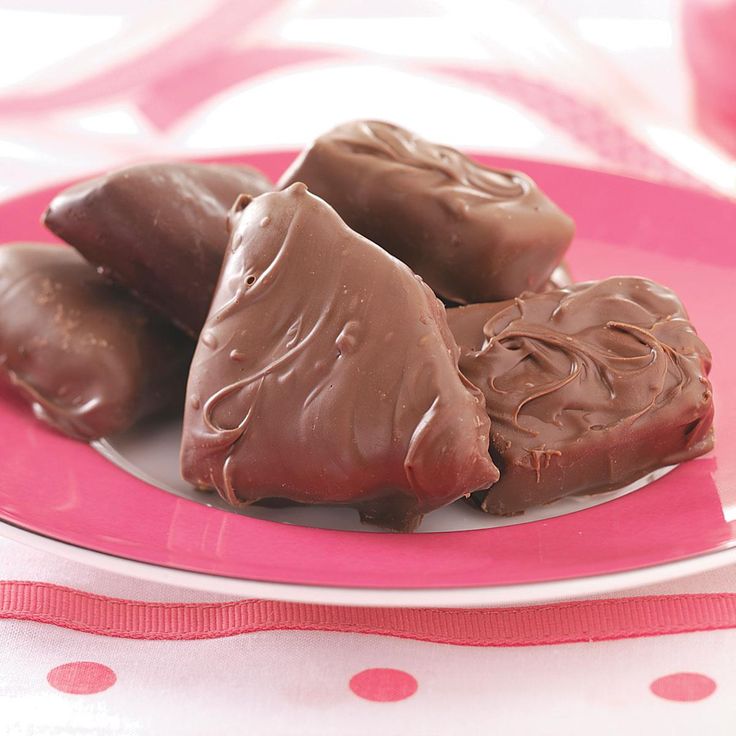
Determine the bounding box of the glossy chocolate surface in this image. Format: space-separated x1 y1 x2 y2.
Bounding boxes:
440 261 573 309
0 244 193 441
181 184 499 531
44 162 272 336
279 120 574 304
447 277 714 514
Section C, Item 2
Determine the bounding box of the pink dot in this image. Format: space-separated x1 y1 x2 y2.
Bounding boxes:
47 662 117 695
650 673 716 702
349 668 417 702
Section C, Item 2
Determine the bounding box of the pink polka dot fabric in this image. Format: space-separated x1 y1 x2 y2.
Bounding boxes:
47 662 117 695
0 572 729 733
0 610 729 734
650 673 717 703
349 669 418 702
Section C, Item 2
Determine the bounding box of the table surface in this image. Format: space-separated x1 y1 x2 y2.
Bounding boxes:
1 1 735 733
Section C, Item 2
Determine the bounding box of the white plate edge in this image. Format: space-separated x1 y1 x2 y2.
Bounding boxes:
3 520 736 608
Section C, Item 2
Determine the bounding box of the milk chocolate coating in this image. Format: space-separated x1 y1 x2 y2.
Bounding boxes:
44 162 273 336
447 277 714 515
440 261 572 308
0 244 194 441
181 184 499 531
278 120 575 304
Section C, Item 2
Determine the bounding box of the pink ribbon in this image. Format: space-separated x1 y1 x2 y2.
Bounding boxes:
3 581 736 646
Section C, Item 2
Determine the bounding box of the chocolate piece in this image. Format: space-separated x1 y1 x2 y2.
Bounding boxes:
447 277 714 515
441 261 573 309
278 120 575 304
44 162 273 336
447 301 507 355
181 184 499 531
0 243 194 441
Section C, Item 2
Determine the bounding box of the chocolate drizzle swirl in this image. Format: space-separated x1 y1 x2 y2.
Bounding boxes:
447 277 714 515
331 120 527 202
278 120 574 304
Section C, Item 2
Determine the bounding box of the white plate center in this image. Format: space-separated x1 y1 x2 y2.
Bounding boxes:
94 414 674 533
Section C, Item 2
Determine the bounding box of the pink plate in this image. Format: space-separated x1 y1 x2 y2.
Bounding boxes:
0 151 735 603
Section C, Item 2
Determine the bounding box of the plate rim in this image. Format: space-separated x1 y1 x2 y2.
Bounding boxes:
3 519 736 607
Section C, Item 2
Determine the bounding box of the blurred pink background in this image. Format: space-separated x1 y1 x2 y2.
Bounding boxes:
0 0 733 200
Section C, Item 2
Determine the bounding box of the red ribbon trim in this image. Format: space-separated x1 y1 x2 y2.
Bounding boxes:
2 582 736 646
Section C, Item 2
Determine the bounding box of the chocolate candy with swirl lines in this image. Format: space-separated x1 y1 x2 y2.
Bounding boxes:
180 184 499 531
278 120 575 304
447 277 715 515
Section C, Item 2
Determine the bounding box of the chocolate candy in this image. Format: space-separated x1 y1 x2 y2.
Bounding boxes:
440 261 573 309
278 120 574 304
181 184 499 531
0 243 193 441
44 162 272 336
447 278 714 515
